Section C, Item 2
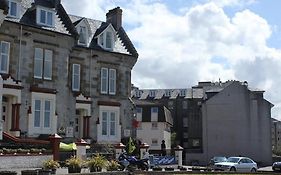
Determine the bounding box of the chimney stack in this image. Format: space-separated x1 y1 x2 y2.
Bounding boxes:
52 0 61 7
106 7 122 30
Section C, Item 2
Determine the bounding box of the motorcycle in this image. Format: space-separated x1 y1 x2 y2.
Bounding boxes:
118 152 149 171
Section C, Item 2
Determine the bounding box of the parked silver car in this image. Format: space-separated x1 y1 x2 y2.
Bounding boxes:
214 157 257 172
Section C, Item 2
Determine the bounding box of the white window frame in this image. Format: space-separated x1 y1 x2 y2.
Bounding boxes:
30 92 56 135
34 48 43 78
33 99 52 129
0 41 10 74
101 111 116 137
109 69 116 95
7 0 19 18
72 64 80 91
36 7 55 27
34 48 53 80
105 31 113 49
101 68 108 94
43 49 52 80
151 107 158 122
151 138 158 146
136 107 142 121
101 67 116 95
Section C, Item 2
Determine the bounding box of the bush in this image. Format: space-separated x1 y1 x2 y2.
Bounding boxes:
107 160 121 171
87 154 107 172
65 156 83 169
43 159 60 169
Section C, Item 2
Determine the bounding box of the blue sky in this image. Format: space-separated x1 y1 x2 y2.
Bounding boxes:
62 0 281 119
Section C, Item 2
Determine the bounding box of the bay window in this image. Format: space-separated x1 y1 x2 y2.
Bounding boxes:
101 111 116 137
30 92 56 136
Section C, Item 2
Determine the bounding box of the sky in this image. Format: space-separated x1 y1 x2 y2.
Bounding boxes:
61 0 281 119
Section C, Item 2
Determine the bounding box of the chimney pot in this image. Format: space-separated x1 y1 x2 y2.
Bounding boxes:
106 7 122 30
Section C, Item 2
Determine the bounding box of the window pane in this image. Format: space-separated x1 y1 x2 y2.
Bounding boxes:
136 107 142 113
47 12 53 25
40 10 46 23
72 64 80 91
109 69 116 94
101 68 108 93
44 50 52 79
34 100 41 127
79 26 86 44
0 42 9 73
110 112 115 136
10 2 17 16
34 48 43 78
0 55 8 72
102 112 107 135
44 101 50 128
151 107 158 113
106 32 112 48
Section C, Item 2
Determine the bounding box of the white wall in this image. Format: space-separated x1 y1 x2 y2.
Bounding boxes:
137 122 171 150
0 155 53 168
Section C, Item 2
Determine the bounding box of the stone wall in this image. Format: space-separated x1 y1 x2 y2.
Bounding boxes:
0 155 53 168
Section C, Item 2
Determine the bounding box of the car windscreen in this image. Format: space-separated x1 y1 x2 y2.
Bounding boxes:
227 157 240 163
214 157 227 162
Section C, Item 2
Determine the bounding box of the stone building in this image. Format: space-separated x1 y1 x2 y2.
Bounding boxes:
272 118 281 151
0 0 138 144
132 80 273 165
131 86 204 155
132 99 173 153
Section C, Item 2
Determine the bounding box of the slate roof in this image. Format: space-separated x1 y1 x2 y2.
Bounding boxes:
3 0 138 57
133 88 204 100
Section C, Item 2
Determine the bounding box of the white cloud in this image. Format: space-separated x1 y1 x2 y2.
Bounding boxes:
208 0 257 7
61 0 281 118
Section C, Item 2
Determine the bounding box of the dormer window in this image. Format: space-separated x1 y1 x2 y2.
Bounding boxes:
76 19 91 46
36 7 55 27
97 24 115 50
78 26 87 45
7 0 19 18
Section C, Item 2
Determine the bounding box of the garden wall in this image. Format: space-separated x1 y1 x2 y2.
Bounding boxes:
0 155 52 168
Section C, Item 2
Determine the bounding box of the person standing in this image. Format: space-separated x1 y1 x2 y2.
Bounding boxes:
161 140 166 156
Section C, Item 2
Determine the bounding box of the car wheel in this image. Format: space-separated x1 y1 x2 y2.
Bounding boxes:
251 168 257 172
230 167 236 172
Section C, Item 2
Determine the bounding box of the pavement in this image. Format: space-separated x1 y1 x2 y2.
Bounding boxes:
0 165 273 174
